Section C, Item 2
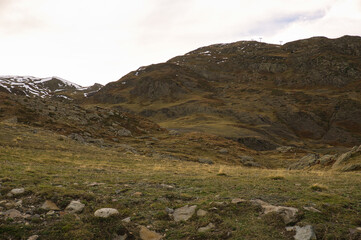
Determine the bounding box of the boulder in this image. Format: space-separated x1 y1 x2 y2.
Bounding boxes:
196 209 208 217
251 199 298 224
288 153 319 170
319 154 336 166
172 205 197 222
332 145 360 168
94 208 119 218
117 128 132 137
286 225 317 240
10 188 25 195
4 209 22 219
65 200 85 213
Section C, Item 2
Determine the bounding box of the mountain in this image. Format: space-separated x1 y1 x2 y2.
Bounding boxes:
0 75 103 100
88 35 361 149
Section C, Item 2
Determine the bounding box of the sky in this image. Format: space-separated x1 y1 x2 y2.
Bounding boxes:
1 0 361 86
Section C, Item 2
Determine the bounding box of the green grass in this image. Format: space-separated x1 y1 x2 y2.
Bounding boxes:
0 123 361 239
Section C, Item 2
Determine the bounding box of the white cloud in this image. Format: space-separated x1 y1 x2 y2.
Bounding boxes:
0 0 360 86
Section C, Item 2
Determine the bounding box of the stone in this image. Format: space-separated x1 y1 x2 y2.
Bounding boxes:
198 158 214 165
239 155 254 162
133 192 143 197
218 148 229 154
112 233 128 240
276 146 294 153
165 207 174 214
286 225 317 240
341 164 361 172
94 208 119 218
117 128 132 137
122 217 131 223
10 188 25 195
251 199 298 224
198 223 215 233
332 146 360 168
65 200 85 213
172 205 197 222
4 209 22 219
231 198 247 204
139 226 163 240
197 209 207 217
303 206 321 213
288 153 319 170
319 155 335 166
41 200 60 211
27 235 39 240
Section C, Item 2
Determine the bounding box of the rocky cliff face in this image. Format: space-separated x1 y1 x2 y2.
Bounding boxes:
89 36 361 149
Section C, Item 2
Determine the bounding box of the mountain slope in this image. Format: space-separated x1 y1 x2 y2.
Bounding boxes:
88 36 361 149
0 76 103 100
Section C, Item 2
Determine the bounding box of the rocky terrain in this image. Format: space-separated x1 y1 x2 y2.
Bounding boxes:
0 35 361 239
89 35 361 150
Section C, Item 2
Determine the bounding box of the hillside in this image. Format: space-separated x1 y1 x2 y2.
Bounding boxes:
89 36 361 150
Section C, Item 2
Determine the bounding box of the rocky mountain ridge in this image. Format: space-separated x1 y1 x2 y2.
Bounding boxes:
88 35 361 149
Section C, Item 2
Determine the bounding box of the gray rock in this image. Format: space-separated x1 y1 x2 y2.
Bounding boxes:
172 205 197 222
197 209 208 217
341 164 361 172
332 145 360 168
198 158 214 165
319 154 336 166
218 148 229 154
198 223 215 233
239 155 254 162
165 207 174 214
303 206 321 213
27 235 39 240
4 209 22 219
117 128 132 137
288 153 319 170
10 188 25 195
94 208 119 218
251 199 298 224
122 217 131 223
231 198 246 204
112 233 128 240
65 200 85 213
276 146 294 153
286 225 316 240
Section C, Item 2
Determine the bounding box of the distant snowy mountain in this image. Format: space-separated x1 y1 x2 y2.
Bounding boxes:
0 76 102 99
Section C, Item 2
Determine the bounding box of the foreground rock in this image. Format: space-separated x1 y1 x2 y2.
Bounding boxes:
4 209 22 219
94 208 119 218
286 225 317 240
41 200 60 211
332 145 361 168
251 199 299 224
172 205 197 222
198 223 215 233
139 226 163 240
65 200 85 213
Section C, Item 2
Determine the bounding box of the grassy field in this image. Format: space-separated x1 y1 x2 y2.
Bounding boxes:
0 123 361 239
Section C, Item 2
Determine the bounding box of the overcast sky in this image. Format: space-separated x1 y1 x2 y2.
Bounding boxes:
1 0 361 86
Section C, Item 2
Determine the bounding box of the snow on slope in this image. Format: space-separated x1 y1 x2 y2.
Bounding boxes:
0 75 83 98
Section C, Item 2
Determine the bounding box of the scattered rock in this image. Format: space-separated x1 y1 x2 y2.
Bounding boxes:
4 209 22 219
10 188 25 195
276 146 294 153
168 130 179 136
41 200 60 211
46 210 55 216
341 164 361 172
286 225 317 240
198 223 215 233
288 153 319 170
319 154 336 166
117 128 132 137
88 182 105 187
251 199 299 224
332 145 360 168
122 217 131 223
196 209 207 217
65 200 85 213
172 205 197 222
139 226 163 240
160 184 174 189
27 235 39 240
231 198 246 204
94 208 119 218
303 206 321 213
238 155 254 162
112 233 128 240
133 192 143 197
218 148 229 154
198 158 214 165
